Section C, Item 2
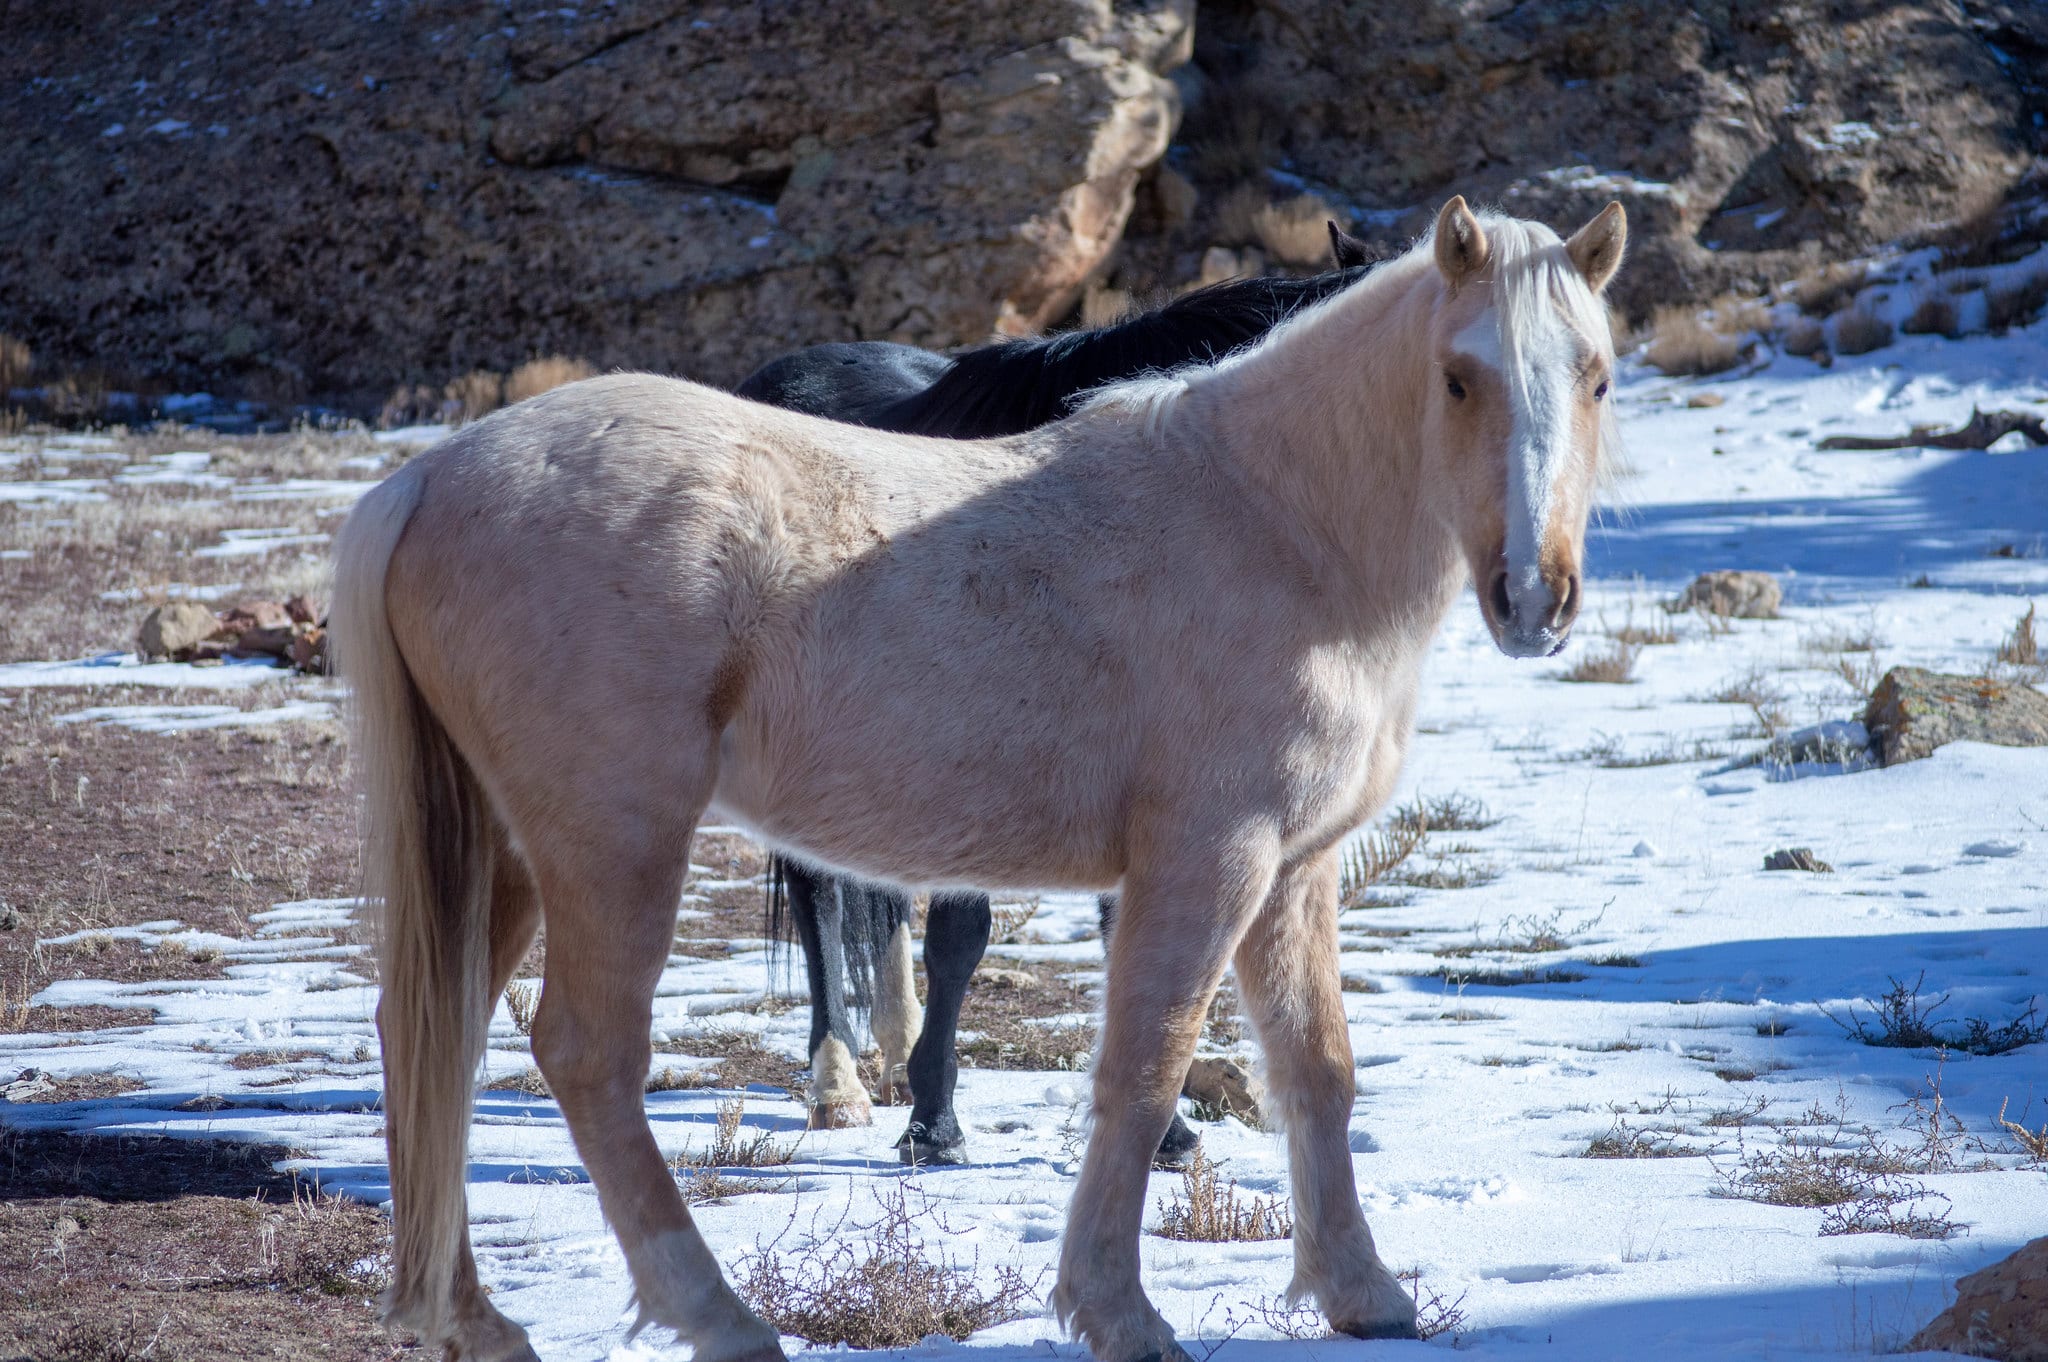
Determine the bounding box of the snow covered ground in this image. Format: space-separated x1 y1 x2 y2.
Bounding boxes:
4 324 2046 1362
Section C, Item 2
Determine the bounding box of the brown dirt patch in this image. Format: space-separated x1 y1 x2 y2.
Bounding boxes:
957 956 1099 1071
0 1129 406 1361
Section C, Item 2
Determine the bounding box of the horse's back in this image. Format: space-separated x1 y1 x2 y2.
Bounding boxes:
733 342 951 424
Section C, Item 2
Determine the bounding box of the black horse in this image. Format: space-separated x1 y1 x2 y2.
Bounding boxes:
737 224 1380 1165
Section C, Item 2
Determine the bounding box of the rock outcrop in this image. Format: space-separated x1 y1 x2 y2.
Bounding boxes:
1125 1 2048 318
1910 1236 2048 1362
1865 666 2048 765
0 1 1188 405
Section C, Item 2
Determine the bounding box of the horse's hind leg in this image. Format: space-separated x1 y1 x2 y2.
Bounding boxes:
898 891 989 1165
870 888 922 1105
1054 844 1277 1362
523 818 782 1362
785 866 870 1129
1233 850 1416 1340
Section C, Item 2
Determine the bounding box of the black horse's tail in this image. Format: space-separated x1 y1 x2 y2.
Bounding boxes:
763 853 908 1028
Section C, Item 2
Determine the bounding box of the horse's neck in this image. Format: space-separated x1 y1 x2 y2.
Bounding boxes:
1179 262 1462 639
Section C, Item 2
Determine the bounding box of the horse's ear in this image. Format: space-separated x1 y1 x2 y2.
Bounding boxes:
1328 221 1374 270
1433 196 1489 294
1566 201 1628 293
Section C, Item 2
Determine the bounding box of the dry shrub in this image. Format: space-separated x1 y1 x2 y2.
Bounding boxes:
673 1098 798 1170
988 899 1038 944
0 334 31 393
1823 972 2045 1056
261 1181 391 1298
1900 291 1960 337
1585 1115 1703 1159
504 356 596 405
1338 820 1427 903
1996 1097 2048 1162
957 1019 1095 1071
1790 261 1867 316
1832 307 1893 356
1559 640 1637 683
1644 306 1743 375
1182 76 1276 184
1997 604 2039 666
1153 1147 1292 1241
378 383 440 429
1780 315 1830 360
1254 193 1339 268
1984 268 2048 332
1707 291 1772 335
1390 793 1497 833
734 1181 1040 1347
1148 164 1199 232
443 370 504 424
1212 182 1269 249
504 980 538 1036
44 370 111 420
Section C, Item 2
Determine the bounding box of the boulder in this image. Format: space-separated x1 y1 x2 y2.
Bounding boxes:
0 1 1189 404
136 600 226 661
1909 1236 2048 1362
216 601 292 636
1864 667 2048 766
1183 1055 1263 1124
1763 847 1833 873
1668 570 1782 619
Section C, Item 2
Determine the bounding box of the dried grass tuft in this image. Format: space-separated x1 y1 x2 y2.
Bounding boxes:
443 370 504 424
1254 194 1339 268
1338 821 1427 904
1212 182 1269 250
1984 268 2048 332
734 1181 1040 1346
0 334 31 393
1645 307 1744 376
1153 1147 1292 1241
504 981 538 1037
1997 604 2038 666
1789 262 1868 316
1780 315 1830 360
505 356 596 404
1559 640 1638 683
1900 292 1960 338
1832 307 1893 356
672 1097 798 1170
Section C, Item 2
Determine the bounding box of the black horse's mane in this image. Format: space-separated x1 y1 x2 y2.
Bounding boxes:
874 266 1377 439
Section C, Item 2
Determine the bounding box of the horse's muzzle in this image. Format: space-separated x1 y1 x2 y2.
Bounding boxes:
1485 567 1579 658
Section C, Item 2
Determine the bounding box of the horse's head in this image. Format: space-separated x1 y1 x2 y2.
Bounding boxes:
1425 196 1625 658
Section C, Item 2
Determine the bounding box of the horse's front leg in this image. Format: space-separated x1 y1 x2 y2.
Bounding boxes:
1234 848 1417 1339
1053 842 1277 1362
785 865 871 1129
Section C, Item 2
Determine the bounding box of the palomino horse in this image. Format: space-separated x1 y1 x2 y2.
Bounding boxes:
737 228 1379 1165
334 196 1624 1362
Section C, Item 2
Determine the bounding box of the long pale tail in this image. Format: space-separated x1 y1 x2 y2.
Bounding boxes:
333 466 496 1348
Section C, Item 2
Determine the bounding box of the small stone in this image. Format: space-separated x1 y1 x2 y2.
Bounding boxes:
1865 666 2048 766
136 600 225 660
217 600 292 636
1632 840 1659 859
1909 1234 2048 1362
4 1069 55 1102
974 966 1040 990
1668 570 1782 619
1686 392 1726 408
1763 847 1832 873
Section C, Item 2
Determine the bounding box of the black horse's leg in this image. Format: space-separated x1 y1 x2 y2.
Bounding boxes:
898 890 990 1166
1098 891 1203 1170
786 864 870 1129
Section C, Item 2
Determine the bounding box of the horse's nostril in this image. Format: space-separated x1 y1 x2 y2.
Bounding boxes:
1555 572 1581 626
1488 571 1514 625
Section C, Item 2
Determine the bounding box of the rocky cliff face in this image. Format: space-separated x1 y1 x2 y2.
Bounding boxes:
1137 0 2048 317
2 0 2042 411
0 0 1188 406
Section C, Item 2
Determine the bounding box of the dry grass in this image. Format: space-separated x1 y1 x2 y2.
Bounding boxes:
1822 972 2045 1056
504 356 596 405
672 1098 798 1170
654 1027 808 1092
443 369 503 424
1644 306 1744 376
1211 182 1269 250
1996 1098 2048 1163
1707 291 1772 335
1585 1115 1707 1159
0 334 30 393
1338 821 1427 904
1559 640 1637 683
1984 268 2048 332
1996 603 2038 666
1780 315 1830 360
1079 282 1132 329
1390 792 1498 834
1789 262 1868 316
1152 1147 1292 1241
1900 292 1960 337
1832 307 1893 356
1606 602 1677 646
504 980 539 1036
1253 194 1339 268
734 1181 1040 1347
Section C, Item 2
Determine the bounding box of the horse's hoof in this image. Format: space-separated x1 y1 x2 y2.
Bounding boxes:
1131 1345 1196 1362
897 1123 968 1165
1151 1124 1202 1172
807 1100 871 1130
1334 1318 1423 1342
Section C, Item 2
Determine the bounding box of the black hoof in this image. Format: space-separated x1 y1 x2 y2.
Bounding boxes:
1152 1116 1202 1171
1335 1319 1423 1342
1132 1345 1195 1362
897 1121 969 1166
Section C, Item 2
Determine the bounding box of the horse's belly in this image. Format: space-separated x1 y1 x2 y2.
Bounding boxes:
711 654 1136 891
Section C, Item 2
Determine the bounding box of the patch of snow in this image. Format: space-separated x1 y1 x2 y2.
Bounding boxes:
54 700 335 734
193 527 331 557
0 653 287 689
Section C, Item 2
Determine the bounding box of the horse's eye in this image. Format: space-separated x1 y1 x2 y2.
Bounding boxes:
1446 375 1466 401
1593 380 1610 400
